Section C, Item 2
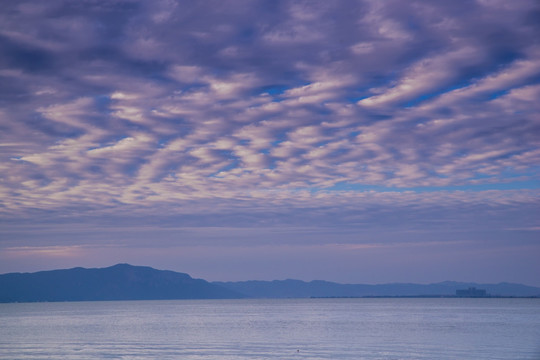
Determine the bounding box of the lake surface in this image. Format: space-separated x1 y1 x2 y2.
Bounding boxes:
1 298 539 359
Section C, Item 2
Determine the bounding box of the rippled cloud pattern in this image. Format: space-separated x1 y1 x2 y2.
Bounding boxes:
1 0 539 284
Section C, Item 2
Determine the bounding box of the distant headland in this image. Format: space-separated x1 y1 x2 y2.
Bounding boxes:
1 264 539 303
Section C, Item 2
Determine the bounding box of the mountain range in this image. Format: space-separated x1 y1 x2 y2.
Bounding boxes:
214 279 540 298
0 264 242 302
1 264 539 303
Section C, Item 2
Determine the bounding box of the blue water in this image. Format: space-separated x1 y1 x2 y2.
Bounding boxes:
1 298 539 359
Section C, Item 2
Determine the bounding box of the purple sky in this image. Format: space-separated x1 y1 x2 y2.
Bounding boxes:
1 0 539 286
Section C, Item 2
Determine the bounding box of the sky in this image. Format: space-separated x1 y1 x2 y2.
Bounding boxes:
1 0 539 286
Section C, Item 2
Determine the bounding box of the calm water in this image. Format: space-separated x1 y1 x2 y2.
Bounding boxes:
0 298 539 359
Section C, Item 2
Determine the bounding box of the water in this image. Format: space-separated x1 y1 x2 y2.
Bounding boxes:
1 298 539 359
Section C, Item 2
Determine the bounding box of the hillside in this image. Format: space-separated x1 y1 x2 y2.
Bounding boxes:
213 279 540 298
0 264 242 302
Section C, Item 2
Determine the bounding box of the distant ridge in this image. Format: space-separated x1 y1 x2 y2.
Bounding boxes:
213 279 540 298
0 264 242 303
1 264 539 303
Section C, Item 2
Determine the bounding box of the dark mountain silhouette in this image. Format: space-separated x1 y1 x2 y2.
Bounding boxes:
213 279 540 298
1 264 539 303
0 264 242 302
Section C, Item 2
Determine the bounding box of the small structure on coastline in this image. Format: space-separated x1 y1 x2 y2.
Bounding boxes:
456 287 488 297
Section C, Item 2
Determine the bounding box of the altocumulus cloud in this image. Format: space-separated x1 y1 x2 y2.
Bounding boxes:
0 0 539 284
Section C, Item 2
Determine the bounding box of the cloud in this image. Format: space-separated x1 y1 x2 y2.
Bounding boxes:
358 46 484 107
0 0 539 282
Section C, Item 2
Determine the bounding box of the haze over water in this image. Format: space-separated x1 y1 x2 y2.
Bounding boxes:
1 298 539 360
